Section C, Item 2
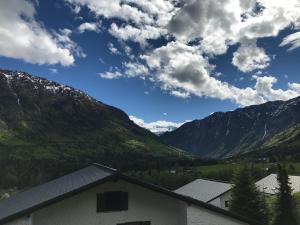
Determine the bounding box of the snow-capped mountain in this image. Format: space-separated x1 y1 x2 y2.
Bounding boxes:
0 69 182 188
161 95 300 158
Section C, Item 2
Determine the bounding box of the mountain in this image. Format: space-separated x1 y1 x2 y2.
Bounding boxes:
0 69 183 189
161 96 300 158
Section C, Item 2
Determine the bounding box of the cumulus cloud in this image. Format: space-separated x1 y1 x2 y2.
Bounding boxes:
129 115 184 135
140 41 264 106
98 70 122 79
170 90 190 99
66 0 177 45
0 0 80 66
68 0 300 106
109 23 166 47
78 22 101 33
168 0 300 55
253 75 300 101
288 82 300 92
142 41 300 106
103 40 300 106
279 32 300 51
108 42 121 55
123 62 149 78
232 40 271 72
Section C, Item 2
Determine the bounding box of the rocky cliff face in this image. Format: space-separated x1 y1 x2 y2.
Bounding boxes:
161 96 300 158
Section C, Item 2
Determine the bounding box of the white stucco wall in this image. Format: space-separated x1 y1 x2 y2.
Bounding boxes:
4 217 31 225
187 205 249 225
31 180 187 225
209 191 231 210
208 191 230 210
220 192 231 210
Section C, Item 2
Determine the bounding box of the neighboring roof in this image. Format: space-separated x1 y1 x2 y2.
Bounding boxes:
0 164 263 225
175 178 232 203
256 173 300 195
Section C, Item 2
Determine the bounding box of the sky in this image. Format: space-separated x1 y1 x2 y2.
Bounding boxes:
0 0 300 133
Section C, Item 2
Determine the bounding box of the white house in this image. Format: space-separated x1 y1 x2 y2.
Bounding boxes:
175 179 232 210
0 164 261 225
256 173 300 195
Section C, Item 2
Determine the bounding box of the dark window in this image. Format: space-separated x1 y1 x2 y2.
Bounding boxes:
225 200 229 208
117 222 150 225
97 191 128 212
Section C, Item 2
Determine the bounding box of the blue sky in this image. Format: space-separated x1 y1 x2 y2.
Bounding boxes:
0 0 300 133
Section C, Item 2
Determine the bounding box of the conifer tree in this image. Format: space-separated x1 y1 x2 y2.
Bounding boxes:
272 163 298 225
230 165 269 224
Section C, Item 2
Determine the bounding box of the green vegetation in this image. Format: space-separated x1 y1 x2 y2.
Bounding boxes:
262 124 300 150
195 161 300 182
0 70 189 190
230 165 269 224
272 163 298 225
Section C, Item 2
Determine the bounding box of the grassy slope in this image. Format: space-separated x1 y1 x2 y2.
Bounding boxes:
262 123 300 150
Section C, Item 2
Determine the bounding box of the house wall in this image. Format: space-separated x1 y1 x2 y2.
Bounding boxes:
3 181 249 225
209 191 231 210
30 180 187 225
187 205 249 225
4 217 31 225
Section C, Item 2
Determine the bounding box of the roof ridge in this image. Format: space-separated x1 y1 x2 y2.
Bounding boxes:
92 163 118 173
194 177 232 185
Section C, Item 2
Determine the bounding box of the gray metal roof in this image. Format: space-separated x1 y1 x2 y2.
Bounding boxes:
256 173 300 195
175 178 232 202
0 165 263 225
0 165 115 223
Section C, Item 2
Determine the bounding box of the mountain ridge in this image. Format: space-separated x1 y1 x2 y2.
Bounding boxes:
161 95 300 158
0 69 184 189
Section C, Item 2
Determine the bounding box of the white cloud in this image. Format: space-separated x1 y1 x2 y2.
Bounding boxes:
232 40 271 72
66 0 177 45
288 82 300 92
253 75 300 101
279 32 300 51
49 68 58 73
168 0 300 56
108 42 121 55
142 41 300 106
68 0 300 106
129 115 184 135
140 41 263 106
98 69 122 79
170 90 190 99
123 62 149 78
0 0 80 66
109 23 166 47
66 0 154 25
78 22 101 33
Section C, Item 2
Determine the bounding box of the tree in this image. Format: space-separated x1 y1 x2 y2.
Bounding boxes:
272 163 298 225
230 165 269 224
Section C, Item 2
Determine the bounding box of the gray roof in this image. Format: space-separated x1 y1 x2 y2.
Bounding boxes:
175 178 232 202
0 165 115 223
256 173 300 195
0 165 263 225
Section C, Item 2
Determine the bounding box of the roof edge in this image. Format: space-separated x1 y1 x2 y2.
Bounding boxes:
92 163 118 173
0 168 263 225
118 174 263 225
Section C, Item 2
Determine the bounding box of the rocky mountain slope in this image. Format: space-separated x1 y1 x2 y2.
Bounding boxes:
161 96 300 158
0 69 183 188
